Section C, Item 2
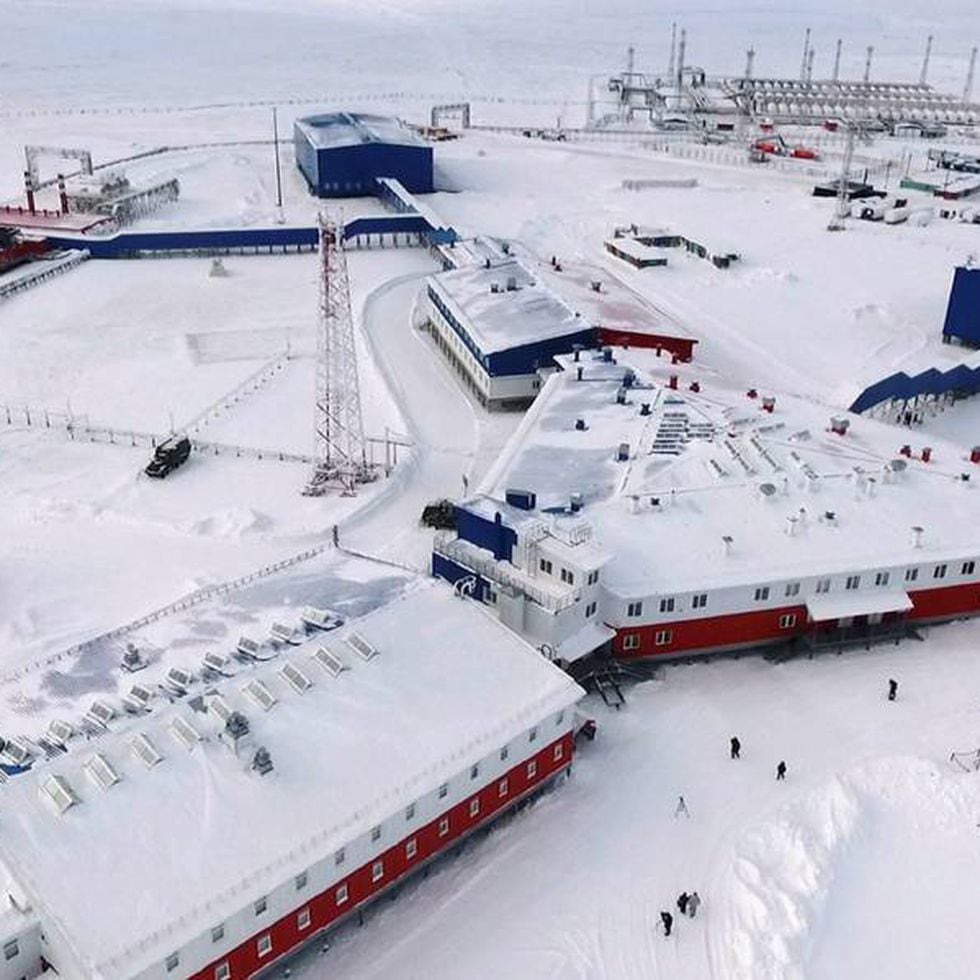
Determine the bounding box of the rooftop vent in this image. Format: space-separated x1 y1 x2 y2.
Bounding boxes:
616 443 630 462
312 646 348 678
722 535 734 556
237 636 262 660
346 633 379 662
640 403 651 416
39 774 78 815
202 651 233 676
590 279 602 292
911 525 924 548
208 694 233 723
242 679 277 712
279 662 314 695
47 720 74 748
120 642 148 672
570 492 584 513
170 716 201 750
490 282 501 294
505 275 518 291
85 753 120 792
301 606 343 631
252 746 274 777
830 416 850 436
2 738 31 767
131 733 163 768
759 482 777 498
505 488 536 511
786 515 799 537
87 700 115 728
164 667 193 695
225 711 250 740
575 418 587 431
269 622 298 645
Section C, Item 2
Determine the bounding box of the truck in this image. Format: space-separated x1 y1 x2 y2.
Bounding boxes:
144 435 191 478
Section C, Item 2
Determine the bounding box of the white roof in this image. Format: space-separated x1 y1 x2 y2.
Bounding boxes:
0 581 582 977
295 111 426 150
605 237 668 263
482 350 980 596
429 259 587 355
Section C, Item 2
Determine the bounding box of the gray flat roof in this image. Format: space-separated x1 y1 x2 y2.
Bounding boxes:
295 112 427 150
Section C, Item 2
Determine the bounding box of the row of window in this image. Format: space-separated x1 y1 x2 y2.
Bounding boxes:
540 561 600 588
181 745 567 978
633 560 980 618
621 614 800 652
428 286 489 370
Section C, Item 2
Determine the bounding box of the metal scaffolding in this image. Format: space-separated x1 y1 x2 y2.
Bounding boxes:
304 214 370 496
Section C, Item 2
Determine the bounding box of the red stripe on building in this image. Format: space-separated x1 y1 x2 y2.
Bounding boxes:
595 327 696 363
609 580 980 659
188 732 574 980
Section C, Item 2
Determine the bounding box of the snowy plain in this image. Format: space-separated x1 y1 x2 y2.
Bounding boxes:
3 1 980 979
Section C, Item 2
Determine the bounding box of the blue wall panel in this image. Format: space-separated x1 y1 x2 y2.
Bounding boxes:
431 554 489 601
943 267 980 345
455 508 516 562
487 328 598 377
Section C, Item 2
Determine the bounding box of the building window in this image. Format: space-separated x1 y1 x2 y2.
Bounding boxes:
254 897 267 916
588 570 599 585
335 847 346 866
963 561 976 576
211 925 225 944
905 567 919 582
438 817 450 837
560 568 575 585
295 871 308 891
500 745 509 761
934 564 948 579
406 838 418 860
166 953 179 973
779 614 797 629
816 578 831 593
627 601 643 617
527 760 538 779
622 634 640 651
554 743 564 761
659 597 675 613
585 601 597 618
486 588 497 605
539 558 553 575
298 907 311 931
335 883 349 906
784 582 800 597
372 860 384 883
469 798 480 818
2 941 17 962
875 571 890 587
529 727 537 742
257 934 272 959
498 777 509 797
845 575 861 590
438 783 448 798
692 593 708 609
405 803 416 821
371 825 382 842
215 963 230 980
470 764 479 780
754 586 770 601
654 630 673 646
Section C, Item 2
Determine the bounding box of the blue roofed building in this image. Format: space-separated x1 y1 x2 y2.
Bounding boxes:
294 112 434 198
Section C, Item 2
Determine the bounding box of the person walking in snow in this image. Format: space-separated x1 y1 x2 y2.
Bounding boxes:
888 678 898 701
676 892 689 916
687 892 701 918
776 760 787 781
730 736 741 759
660 911 673 937
674 795 690 818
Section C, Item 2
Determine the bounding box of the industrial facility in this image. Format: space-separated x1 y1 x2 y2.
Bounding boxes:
433 349 980 665
0 583 583 980
294 112 434 198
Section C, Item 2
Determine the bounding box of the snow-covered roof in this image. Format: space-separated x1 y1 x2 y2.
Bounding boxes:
429 259 588 355
295 111 426 150
481 350 980 596
0 581 582 976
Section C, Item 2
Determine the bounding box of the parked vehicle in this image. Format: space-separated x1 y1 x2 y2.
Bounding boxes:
420 499 456 529
145 435 191 478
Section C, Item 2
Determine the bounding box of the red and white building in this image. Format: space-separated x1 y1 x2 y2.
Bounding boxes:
435 349 980 662
0 582 583 980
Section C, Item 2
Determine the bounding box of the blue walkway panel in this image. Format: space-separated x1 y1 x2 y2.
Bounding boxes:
849 363 980 414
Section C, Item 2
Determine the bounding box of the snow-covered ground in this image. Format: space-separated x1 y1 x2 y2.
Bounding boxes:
4 1 980 978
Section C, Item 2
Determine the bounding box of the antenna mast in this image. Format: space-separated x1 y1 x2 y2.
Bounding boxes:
305 214 370 496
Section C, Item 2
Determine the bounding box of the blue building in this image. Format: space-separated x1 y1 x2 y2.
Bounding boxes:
943 266 980 348
294 112 434 198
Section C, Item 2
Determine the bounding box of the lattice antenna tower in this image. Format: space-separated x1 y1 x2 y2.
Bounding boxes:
305 213 369 495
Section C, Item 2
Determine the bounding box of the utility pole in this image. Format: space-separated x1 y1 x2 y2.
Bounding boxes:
800 27 811 81
667 22 677 82
832 38 842 82
806 47 816 84
745 46 755 80
272 107 283 217
920 35 933 85
828 125 856 231
964 46 978 104
863 45 874 84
